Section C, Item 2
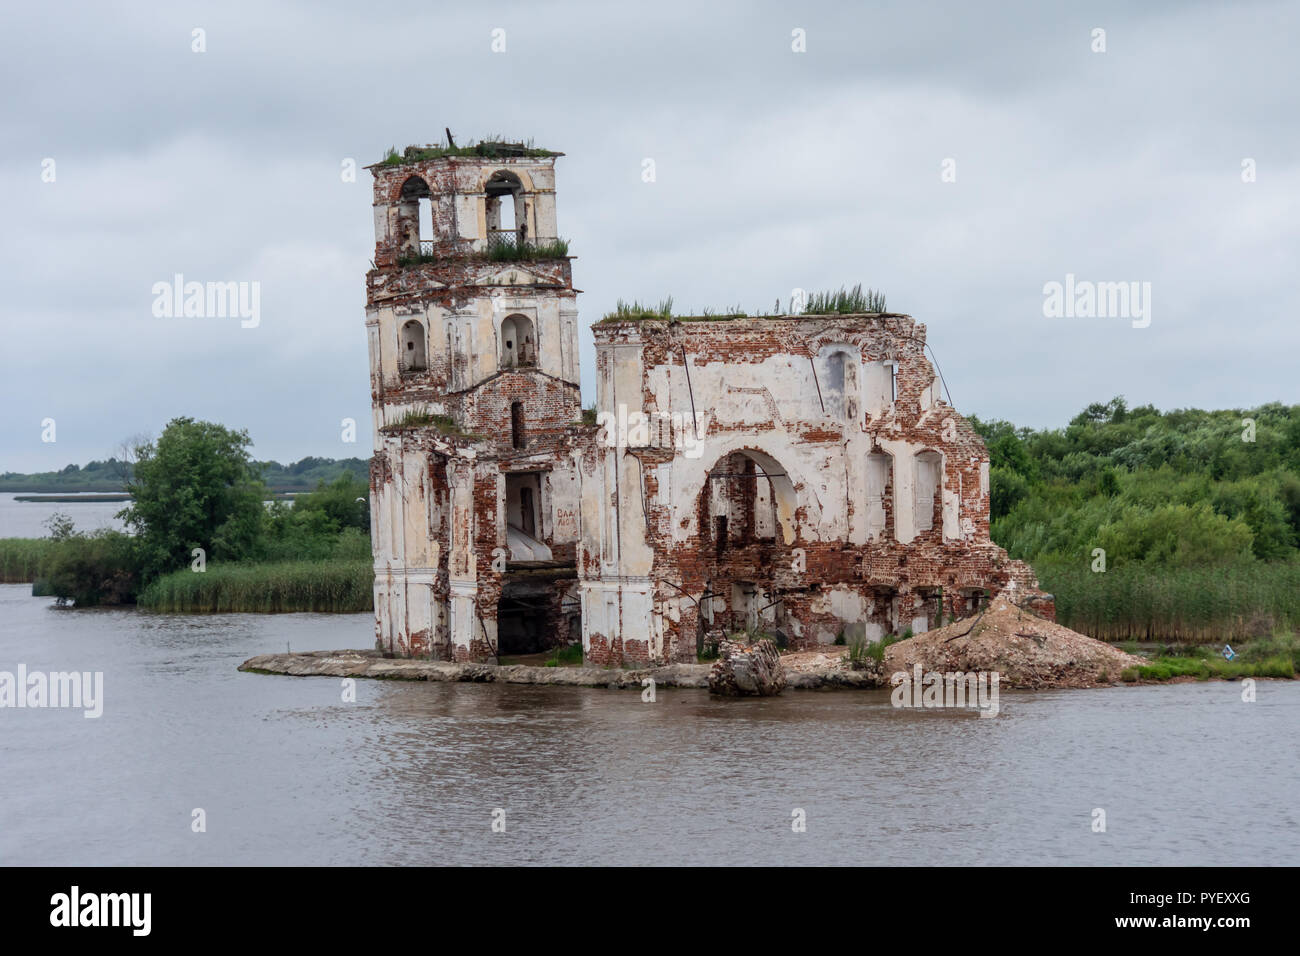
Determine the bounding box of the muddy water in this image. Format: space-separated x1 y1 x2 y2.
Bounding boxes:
1 584 1296 866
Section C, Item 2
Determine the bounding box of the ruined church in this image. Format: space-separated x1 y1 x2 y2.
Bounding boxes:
365 142 1052 665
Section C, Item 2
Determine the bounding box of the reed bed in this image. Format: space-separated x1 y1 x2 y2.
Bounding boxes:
0 538 54 583
1035 559 1300 643
138 559 373 613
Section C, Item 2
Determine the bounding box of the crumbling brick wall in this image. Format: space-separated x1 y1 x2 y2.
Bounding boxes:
577 314 1053 665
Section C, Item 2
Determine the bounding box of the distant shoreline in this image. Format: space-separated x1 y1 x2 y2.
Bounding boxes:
10 492 299 503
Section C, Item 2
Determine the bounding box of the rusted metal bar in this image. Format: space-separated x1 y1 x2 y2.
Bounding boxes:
681 346 698 439
809 354 825 413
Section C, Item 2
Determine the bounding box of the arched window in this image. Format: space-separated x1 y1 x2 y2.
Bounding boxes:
399 177 433 257
400 320 426 371
501 314 536 368
825 352 846 417
511 401 526 449
819 346 858 420
485 171 523 249
914 450 943 532
866 450 893 540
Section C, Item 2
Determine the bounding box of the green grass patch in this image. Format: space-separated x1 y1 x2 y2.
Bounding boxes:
137 559 373 613
543 643 585 667
1120 634 1298 681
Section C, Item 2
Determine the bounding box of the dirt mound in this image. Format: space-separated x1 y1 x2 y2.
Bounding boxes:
882 595 1146 688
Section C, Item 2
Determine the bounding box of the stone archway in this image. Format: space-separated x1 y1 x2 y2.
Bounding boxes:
698 447 803 547
690 447 806 642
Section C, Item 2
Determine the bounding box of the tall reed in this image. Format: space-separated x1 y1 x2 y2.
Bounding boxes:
137 559 373 613
1034 558 1300 642
0 538 54 583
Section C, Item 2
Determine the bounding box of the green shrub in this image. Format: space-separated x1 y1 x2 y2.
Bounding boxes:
39 529 140 606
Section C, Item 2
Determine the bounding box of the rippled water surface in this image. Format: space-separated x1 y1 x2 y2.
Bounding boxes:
1 584 1296 865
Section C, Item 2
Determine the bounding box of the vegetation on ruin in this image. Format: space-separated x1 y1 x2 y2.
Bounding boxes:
598 285 893 323
381 408 479 439
479 238 570 261
397 239 571 268
395 252 439 267
802 283 888 314
600 297 676 323
973 397 1300 642
378 138 559 166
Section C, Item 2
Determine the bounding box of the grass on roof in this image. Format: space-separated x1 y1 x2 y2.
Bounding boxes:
379 137 559 166
802 283 887 314
598 286 891 323
379 408 482 440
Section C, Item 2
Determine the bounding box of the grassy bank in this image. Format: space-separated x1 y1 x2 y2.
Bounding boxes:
1120 634 1298 681
1036 559 1300 643
137 559 373 613
0 539 54 583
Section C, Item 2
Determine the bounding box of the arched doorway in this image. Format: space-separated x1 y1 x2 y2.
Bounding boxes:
692 448 802 645
485 170 524 249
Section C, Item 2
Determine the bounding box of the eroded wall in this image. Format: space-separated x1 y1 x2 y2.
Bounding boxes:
578 314 1052 665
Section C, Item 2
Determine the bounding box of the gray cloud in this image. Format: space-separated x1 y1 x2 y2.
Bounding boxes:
1 0 1296 470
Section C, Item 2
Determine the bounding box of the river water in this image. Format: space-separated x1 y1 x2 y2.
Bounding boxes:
0 493 127 538
1 583 1297 866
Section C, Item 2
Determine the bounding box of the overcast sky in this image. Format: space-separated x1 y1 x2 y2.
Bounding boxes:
2 0 1296 472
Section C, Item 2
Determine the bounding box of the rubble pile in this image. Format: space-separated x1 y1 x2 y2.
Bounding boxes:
707 638 787 696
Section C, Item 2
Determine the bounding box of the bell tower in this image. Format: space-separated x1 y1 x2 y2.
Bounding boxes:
365 139 584 660
365 141 580 440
